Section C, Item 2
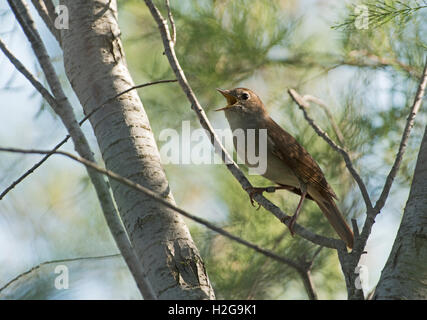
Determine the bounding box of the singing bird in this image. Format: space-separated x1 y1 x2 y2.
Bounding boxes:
216 87 354 248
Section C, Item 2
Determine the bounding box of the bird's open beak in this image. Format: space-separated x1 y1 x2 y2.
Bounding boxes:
215 88 237 111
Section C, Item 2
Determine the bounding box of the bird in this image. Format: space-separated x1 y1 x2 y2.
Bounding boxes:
216 87 354 249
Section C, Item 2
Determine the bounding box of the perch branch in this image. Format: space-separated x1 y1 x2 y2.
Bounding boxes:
0 147 308 273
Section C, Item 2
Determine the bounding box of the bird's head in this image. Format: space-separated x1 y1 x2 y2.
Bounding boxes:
216 88 267 117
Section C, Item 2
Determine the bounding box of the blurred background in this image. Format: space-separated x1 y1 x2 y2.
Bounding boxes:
0 0 425 299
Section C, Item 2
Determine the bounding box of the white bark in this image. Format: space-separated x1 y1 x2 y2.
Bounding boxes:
374 126 427 299
60 0 214 299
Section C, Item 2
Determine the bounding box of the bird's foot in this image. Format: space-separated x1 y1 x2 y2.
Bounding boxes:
279 214 296 236
245 186 279 210
285 187 307 236
288 215 297 237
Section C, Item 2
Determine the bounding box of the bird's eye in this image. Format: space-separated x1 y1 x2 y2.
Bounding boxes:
241 93 250 100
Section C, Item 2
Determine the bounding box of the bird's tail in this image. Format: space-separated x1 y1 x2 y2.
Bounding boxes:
315 197 354 249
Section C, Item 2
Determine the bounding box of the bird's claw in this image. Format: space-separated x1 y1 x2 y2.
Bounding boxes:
246 187 263 210
288 215 297 237
246 186 282 210
280 215 295 236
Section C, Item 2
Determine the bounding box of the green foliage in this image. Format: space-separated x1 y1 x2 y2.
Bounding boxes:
173 0 293 90
333 0 427 30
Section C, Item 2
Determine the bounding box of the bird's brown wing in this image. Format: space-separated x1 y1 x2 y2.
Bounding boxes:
266 118 337 200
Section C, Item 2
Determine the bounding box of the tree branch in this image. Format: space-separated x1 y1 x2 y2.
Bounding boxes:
288 88 373 212
30 0 60 43
0 37 57 107
0 79 177 200
0 146 307 273
373 57 427 213
298 269 318 300
343 50 422 79
0 253 120 294
289 56 427 299
165 0 176 45
353 56 427 257
301 94 346 147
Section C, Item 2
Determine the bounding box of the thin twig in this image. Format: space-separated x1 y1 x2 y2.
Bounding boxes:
297 246 323 300
345 50 421 79
298 269 318 300
288 88 373 212
0 147 304 272
0 37 57 107
143 0 342 250
0 79 177 200
302 94 346 146
291 57 427 300
246 232 309 300
165 0 176 45
351 218 360 239
353 57 427 255
0 253 121 294
310 245 324 267
30 0 60 43
374 58 427 213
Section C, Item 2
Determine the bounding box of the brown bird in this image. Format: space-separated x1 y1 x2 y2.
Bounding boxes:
216 87 354 248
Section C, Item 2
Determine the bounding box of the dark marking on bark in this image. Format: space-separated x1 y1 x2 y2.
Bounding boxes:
392 243 402 270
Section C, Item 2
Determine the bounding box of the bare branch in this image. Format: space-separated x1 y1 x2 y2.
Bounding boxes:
343 50 422 79
0 146 306 273
43 0 56 22
298 269 318 300
288 88 373 211
0 37 56 107
302 94 346 147
165 0 176 45
354 56 427 256
0 254 120 294
246 232 286 299
294 57 427 300
374 57 427 213
351 218 360 239
143 0 342 250
0 80 177 200
30 0 60 43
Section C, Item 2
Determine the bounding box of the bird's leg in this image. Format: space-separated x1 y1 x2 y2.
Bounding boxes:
287 182 307 236
246 186 289 209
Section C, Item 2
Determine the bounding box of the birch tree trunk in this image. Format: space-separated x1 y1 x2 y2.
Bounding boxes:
374 126 427 299
59 0 214 299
